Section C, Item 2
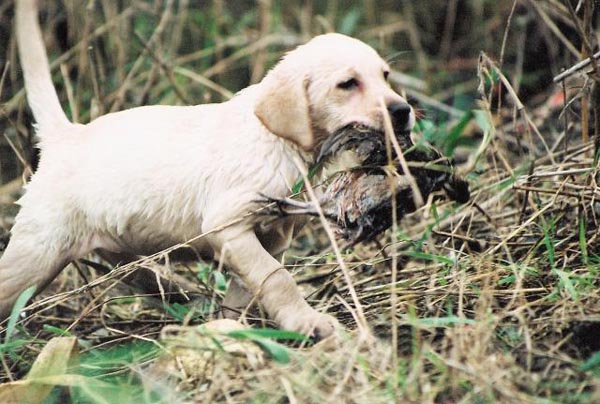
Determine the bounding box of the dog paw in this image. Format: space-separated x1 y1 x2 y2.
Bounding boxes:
279 310 340 341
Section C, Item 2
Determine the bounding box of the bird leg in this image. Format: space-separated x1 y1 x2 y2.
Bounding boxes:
256 194 320 217
256 194 342 222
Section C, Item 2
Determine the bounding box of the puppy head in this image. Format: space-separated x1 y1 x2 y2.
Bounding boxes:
254 33 414 151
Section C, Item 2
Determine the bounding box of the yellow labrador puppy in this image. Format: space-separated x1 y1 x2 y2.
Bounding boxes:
1 0 414 339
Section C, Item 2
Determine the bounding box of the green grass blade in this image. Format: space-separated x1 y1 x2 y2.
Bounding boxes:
227 328 308 364
5 285 36 344
579 350 600 374
579 212 588 265
553 269 578 300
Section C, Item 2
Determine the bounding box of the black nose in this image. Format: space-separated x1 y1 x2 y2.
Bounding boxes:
388 102 412 130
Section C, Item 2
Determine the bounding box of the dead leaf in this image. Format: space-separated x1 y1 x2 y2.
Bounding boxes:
0 336 78 404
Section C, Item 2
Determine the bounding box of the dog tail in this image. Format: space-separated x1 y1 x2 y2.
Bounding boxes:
16 0 71 132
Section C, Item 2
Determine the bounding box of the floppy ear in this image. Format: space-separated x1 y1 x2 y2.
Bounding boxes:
254 72 314 151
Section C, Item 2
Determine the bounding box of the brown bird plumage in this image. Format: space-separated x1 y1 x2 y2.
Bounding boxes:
265 124 470 244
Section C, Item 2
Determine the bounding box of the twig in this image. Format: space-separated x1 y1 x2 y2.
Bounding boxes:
480 53 555 164
60 64 78 123
291 156 372 339
250 0 271 84
380 99 424 207
518 161 535 225
174 67 234 100
87 45 104 118
440 0 458 62
132 30 193 104
527 0 580 58
405 88 464 118
0 62 9 100
110 0 175 112
4 7 138 117
563 0 599 78
553 49 600 83
499 0 518 67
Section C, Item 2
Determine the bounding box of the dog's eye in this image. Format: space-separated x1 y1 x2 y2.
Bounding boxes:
383 71 390 81
337 78 359 90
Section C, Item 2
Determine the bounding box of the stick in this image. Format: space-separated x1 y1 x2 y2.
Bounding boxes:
553 49 600 83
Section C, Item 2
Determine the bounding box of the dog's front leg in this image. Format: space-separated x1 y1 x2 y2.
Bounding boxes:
221 218 302 320
210 227 338 339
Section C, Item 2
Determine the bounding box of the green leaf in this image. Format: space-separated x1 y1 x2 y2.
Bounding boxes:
5 285 36 344
196 263 212 283
0 338 29 354
227 328 308 364
212 271 228 292
473 109 493 134
579 212 589 265
227 328 309 342
541 219 556 269
580 350 600 374
430 203 441 226
251 338 290 364
43 325 73 337
163 302 190 322
339 9 361 35
291 179 304 194
405 251 454 265
553 269 578 300
415 119 436 134
291 164 320 194
498 275 516 285
443 110 474 155
406 315 477 328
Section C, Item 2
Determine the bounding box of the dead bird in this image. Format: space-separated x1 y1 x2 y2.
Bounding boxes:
265 124 470 244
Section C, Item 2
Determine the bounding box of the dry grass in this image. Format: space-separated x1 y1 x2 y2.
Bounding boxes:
1 1 599 403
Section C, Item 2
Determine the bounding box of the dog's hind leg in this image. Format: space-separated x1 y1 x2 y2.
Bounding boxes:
0 217 75 319
221 276 254 319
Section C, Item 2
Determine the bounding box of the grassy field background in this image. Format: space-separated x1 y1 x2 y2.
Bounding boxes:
1 0 600 402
